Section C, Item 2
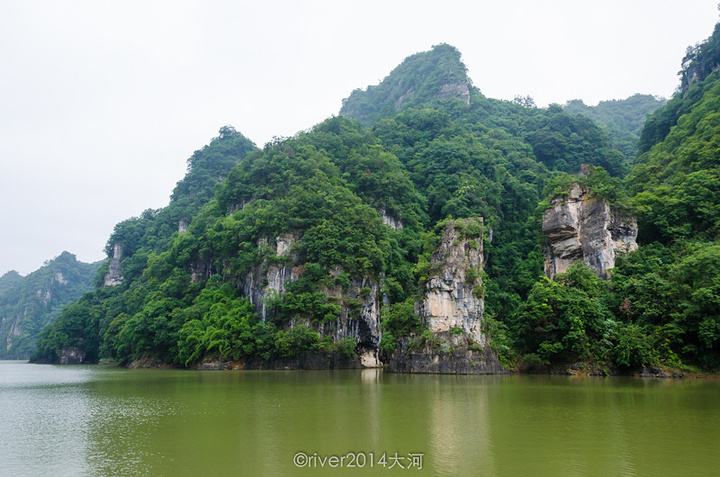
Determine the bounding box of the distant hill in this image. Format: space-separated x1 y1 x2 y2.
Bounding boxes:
0 252 101 359
563 94 666 163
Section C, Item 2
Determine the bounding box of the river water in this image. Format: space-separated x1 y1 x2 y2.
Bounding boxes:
1 361 719 476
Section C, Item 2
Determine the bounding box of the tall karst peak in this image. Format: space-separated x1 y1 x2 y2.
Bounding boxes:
340 43 473 125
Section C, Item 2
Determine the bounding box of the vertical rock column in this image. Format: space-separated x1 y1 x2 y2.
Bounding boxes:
542 183 638 279
417 218 486 346
103 243 123 286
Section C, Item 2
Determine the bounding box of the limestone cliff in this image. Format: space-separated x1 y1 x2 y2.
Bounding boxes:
389 218 504 374
417 219 485 344
216 218 504 373
378 208 403 231
242 232 384 368
103 243 124 286
542 183 638 279
243 232 303 321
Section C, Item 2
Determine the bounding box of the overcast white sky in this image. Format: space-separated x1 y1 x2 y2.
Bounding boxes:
1 1 718 276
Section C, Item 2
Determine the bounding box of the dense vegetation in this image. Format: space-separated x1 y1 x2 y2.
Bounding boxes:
33 25 720 373
0 252 100 359
339 43 471 125
563 94 666 163
507 23 720 372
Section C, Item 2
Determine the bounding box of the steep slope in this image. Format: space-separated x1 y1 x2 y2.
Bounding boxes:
32 128 258 364
542 182 638 280
629 29 720 245
0 252 100 359
511 21 720 372
680 22 720 93
608 23 720 370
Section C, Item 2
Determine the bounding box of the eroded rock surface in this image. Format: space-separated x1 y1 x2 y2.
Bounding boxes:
543 184 638 279
103 243 123 286
390 218 504 374
417 218 485 345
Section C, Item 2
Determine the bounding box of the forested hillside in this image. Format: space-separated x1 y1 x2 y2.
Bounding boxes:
563 94 666 163
33 26 720 373
511 22 720 372
0 252 100 359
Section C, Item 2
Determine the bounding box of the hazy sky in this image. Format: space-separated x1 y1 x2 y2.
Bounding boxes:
1 1 718 276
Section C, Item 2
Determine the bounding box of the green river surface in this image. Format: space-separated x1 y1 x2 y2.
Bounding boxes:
1 360 720 476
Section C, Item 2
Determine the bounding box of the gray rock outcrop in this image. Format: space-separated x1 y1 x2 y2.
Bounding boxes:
542 183 638 279
389 337 505 374
242 232 384 368
378 207 403 230
103 243 124 286
438 81 470 104
236 218 505 373
243 232 303 321
60 345 85 365
390 218 504 374
417 218 485 345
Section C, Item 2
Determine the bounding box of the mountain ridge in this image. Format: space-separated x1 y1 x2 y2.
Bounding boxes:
32 23 720 373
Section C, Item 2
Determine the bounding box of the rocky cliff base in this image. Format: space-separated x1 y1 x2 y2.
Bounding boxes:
387 333 506 374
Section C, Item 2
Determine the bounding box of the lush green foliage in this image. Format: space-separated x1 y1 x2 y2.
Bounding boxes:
523 105 627 176
508 23 720 372
539 166 632 214
564 94 666 163
340 43 471 125
629 74 720 244
680 22 720 93
34 28 720 372
31 43 632 368
512 262 616 364
379 298 422 353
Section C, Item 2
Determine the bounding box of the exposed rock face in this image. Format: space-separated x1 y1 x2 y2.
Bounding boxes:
238 219 502 373
323 273 383 367
54 271 67 285
5 314 22 350
389 335 505 374
417 219 485 345
103 243 123 286
394 80 470 109
243 232 303 321
60 346 85 365
242 232 384 368
390 218 504 374
542 184 638 279
378 207 403 230
190 257 215 283
438 81 470 104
